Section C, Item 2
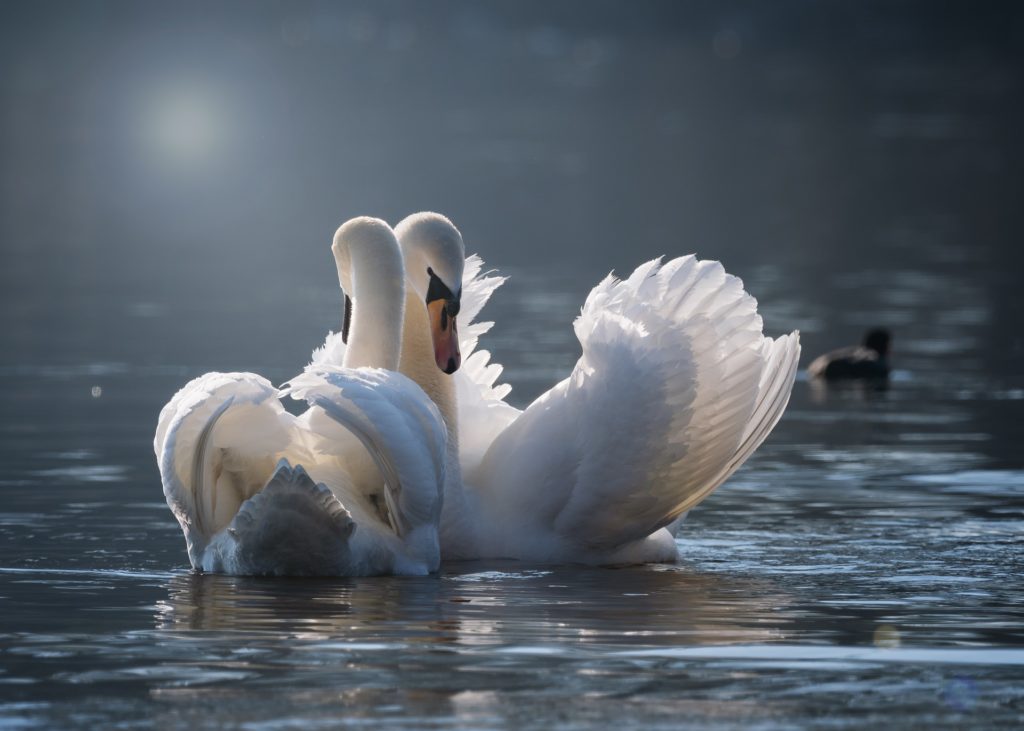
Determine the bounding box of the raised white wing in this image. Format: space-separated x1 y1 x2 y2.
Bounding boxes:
454 254 521 473
474 256 800 553
155 372 300 566
156 367 448 575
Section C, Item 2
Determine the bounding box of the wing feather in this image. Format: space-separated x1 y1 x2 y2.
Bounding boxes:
283 367 447 534
475 256 799 557
454 254 521 474
155 372 294 565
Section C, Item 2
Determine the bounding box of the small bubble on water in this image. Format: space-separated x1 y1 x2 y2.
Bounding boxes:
91 386 102 398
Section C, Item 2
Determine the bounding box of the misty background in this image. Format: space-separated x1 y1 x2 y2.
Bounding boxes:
3 0 1022 388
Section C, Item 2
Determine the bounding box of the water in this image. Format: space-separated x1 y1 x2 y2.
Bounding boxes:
2 260 1022 728
2 1 1024 728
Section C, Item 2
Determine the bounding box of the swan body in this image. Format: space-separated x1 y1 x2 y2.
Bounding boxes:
394 212 801 564
155 218 447 576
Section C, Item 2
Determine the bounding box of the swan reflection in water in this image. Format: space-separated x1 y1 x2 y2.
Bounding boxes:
151 566 797 724
155 563 793 649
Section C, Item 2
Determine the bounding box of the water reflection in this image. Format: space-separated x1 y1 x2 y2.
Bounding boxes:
807 375 890 404
156 564 792 649
3 560 1017 729
133 567 809 728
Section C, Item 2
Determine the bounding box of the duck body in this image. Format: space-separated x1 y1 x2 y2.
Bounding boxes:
807 346 889 380
807 329 891 381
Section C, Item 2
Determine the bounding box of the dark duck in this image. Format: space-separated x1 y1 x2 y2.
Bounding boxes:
808 328 891 381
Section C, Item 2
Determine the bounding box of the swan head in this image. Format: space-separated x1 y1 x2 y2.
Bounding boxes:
331 216 400 294
331 217 405 348
395 212 465 375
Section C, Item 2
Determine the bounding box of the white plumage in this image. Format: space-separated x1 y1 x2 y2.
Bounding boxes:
156 210 800 572
155 368 447 576
395 213 801 565
154 218 448 576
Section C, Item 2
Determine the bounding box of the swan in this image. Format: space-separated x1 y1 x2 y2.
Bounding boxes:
154 217 448 576
392 212 802 564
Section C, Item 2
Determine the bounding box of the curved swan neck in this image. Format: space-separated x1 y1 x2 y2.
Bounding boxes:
400 287 474 553
333 221 406 371
399 289 458 436
394 211 465 433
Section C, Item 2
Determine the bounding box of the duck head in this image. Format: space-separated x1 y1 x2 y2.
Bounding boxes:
863 328 891 358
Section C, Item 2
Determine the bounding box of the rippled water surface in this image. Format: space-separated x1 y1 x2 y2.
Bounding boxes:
2 256 1023 728
3 2 1024 729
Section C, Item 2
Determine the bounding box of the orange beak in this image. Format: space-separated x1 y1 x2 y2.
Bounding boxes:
427 299 461 374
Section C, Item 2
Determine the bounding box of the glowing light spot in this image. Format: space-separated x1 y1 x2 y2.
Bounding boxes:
145 86 226 166
91 386 102 398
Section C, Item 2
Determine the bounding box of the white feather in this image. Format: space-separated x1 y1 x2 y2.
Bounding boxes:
440 254 800 564
452 255 521 476
155 368 448 576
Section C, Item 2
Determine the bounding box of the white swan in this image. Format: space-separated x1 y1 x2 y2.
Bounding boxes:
393 212 801 564
155 217 447 576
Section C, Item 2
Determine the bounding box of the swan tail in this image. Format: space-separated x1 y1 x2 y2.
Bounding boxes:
203 459 357 576
155 372 296 568
282 367 446 567
478 256 799 557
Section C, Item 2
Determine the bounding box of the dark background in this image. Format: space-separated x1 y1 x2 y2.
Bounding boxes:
2 0 1022 380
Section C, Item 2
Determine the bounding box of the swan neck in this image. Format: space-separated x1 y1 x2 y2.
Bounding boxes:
399 287 470 553
399 288 458 439
340 238 405 371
